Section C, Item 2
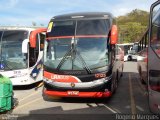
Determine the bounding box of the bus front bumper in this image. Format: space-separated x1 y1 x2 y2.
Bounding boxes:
43 76 112 98
44 90 112 98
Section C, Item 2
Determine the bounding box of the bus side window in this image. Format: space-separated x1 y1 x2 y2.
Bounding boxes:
29 34 39 67
151 11 160 57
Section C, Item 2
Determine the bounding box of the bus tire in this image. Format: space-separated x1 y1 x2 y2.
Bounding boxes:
128 56 132 61
112 72 118 94
42 87 55 101
148 94 155 114
120 65 124 77
139 67 146 85
141 78 146 85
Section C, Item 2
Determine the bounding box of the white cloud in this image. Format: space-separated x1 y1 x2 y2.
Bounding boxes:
10 0 18 8
0 0 158 26
112 0 157 16
0 15 50 26
0 0 18 9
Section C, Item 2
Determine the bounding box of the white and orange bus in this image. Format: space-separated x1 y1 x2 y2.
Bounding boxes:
0 27 46 85
32 12 123 99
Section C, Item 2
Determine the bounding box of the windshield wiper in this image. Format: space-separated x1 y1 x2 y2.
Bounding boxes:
75 49 92 74
57 48 92 74
56 48 73 71
56 38 92 74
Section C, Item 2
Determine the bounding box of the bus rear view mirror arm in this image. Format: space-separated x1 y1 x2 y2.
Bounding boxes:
30 28 47 48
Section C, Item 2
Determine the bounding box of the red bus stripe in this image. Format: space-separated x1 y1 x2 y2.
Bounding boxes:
75 35 108 38
46 36 74 40
44 90 111 98
46 35 108 40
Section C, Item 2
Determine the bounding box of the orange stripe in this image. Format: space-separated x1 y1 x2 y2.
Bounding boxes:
44 71 79 83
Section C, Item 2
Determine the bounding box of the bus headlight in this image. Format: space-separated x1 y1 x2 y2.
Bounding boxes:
95 75 112 83
43 77 53 83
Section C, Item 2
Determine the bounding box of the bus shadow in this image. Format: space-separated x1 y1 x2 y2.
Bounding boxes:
13 81 42 90
17 106 114 120
103 70 149 114
49 97 112 104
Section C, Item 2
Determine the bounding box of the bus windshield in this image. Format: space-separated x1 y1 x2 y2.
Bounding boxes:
0 30 28 70
44 19 110 71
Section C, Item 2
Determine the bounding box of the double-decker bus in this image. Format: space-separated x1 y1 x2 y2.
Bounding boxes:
0 27 46 85
137 0 160 114
37 12 123 99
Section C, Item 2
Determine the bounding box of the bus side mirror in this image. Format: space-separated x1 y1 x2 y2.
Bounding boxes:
30 28 47 48
111 25 118 45
22 39 29 53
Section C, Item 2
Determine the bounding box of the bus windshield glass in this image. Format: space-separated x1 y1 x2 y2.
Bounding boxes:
44 19 110 71
0 30 28 70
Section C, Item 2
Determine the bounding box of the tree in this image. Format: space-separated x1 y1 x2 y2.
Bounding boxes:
119 22 147 43
116 9 149 43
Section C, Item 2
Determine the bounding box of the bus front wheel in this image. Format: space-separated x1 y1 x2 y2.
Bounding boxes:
112 72 118 94
127 56 132 61
42 87 51 101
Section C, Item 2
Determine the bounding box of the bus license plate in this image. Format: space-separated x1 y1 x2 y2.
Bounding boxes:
67 91 79 96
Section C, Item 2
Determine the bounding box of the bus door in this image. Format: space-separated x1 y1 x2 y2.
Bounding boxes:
28 28 47 80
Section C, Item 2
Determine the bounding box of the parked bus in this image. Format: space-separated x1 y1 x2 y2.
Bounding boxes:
148 0 160 114
116 44 125 62
35 12 123 99
137 0 160 114
0 27 47 85
117 43 138 61
137 30 148 84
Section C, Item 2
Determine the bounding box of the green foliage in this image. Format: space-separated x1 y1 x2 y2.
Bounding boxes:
116 9 149 43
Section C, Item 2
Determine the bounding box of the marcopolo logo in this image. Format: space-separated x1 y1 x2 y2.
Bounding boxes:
51 74 69 80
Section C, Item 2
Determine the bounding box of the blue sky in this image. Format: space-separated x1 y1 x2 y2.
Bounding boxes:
0 0 157 26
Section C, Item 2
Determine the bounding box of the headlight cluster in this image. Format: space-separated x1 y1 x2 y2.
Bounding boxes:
94 75 112 83
43 77 53 83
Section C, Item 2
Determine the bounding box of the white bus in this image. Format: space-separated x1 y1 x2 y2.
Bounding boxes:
117 43 138 61
0 27 46 85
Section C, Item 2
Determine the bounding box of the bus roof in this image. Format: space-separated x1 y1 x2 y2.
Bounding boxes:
0 27 47 34
0 27 35 32
51 12 113 21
